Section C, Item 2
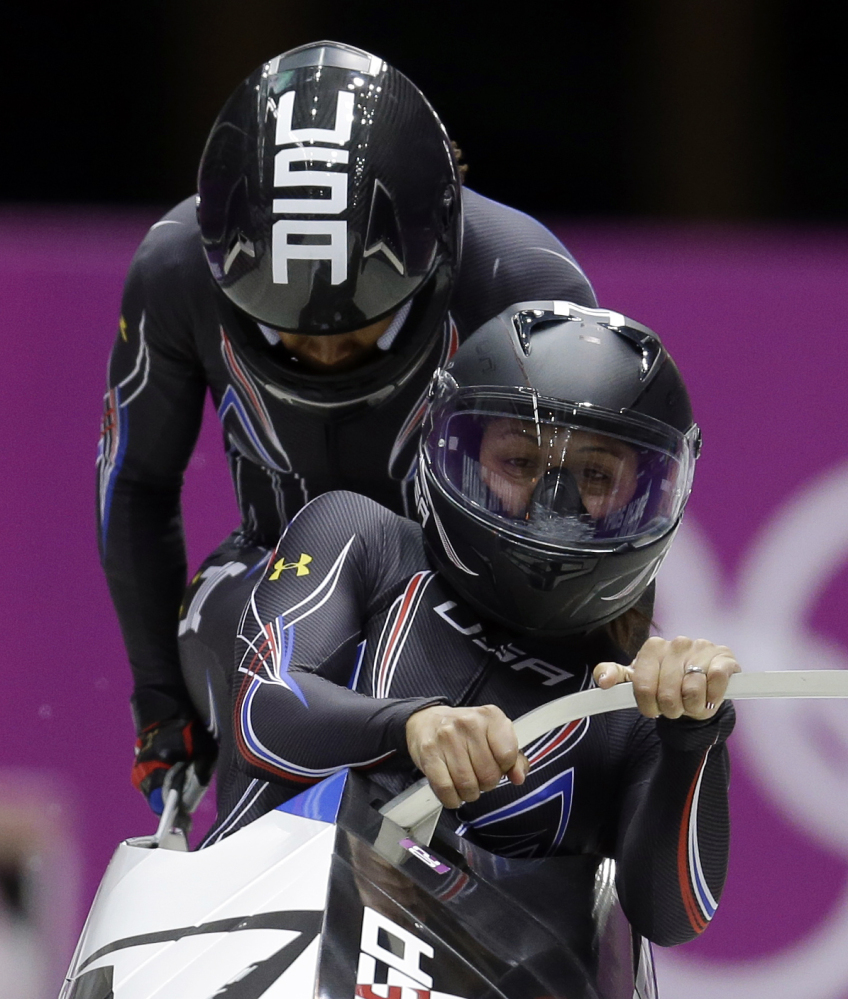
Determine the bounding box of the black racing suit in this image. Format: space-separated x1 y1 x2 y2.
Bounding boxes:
186 491 734 948
96 188 598 730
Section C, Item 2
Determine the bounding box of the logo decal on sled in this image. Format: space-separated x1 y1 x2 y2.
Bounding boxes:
62 910 323 999
399 839 451 874
356 907 470 999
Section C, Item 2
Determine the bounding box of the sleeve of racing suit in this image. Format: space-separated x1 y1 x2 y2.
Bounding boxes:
97 220 208 730
231 491 446 788
612 701 736 946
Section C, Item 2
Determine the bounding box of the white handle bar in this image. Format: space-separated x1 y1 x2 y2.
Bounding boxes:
379 670 848 837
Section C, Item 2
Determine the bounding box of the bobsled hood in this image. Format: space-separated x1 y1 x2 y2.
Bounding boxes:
60 770 653 998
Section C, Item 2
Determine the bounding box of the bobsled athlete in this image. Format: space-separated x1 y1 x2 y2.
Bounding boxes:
187 301 739 947
97 40 599 814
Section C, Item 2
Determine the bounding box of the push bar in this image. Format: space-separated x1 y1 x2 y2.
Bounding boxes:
379 670 848 840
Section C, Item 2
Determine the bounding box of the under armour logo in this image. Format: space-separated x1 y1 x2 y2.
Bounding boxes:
269 553 313 579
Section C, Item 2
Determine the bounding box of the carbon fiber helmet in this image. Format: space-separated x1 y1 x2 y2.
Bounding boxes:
197 41 462 412
415 301 701 637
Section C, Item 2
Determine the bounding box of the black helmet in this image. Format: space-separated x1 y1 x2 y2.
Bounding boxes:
197 41 462 412
415 301 701 637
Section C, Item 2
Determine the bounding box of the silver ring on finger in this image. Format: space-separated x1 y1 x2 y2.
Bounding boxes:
684 665 707 676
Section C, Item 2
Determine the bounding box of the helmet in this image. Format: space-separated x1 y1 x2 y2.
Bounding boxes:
197 41 462 412
415 301 701 637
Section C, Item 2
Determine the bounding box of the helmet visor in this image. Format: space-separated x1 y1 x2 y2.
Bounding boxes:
424 385 698 549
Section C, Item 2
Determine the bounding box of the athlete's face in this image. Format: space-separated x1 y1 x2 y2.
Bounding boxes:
276 314 395 372
478 418 639 519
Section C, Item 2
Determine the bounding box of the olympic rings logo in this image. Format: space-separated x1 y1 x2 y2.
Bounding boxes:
653 461 848 999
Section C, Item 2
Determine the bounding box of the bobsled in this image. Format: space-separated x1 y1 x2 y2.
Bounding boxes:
59 671 848 999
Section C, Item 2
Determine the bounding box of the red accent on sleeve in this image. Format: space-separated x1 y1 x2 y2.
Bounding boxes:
676 755 709 935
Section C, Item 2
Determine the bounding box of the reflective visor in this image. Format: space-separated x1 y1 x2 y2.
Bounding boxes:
423 386 698 549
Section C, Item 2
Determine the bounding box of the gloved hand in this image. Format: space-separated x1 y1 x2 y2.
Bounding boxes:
131 717 217 815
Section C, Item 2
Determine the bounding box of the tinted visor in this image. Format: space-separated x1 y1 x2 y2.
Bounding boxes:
424 386 697 549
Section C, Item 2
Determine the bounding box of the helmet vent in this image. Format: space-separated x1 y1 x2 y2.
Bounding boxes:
604 324 663 380
512 309 558 356
276 42 381 76
364 180 406 275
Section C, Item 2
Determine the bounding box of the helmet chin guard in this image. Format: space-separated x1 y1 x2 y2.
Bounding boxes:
416 301 700 637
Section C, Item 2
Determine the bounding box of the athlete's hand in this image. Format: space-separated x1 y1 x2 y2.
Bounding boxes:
405 704 529 809
131 718 217 815
594 635 741 721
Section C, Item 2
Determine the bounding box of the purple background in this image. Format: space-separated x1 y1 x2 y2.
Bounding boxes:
2 208 847 992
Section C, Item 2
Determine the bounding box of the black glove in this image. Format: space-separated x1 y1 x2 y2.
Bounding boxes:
131 717 217 815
